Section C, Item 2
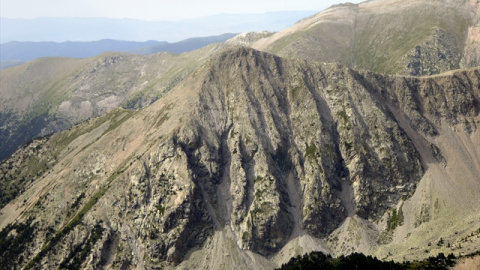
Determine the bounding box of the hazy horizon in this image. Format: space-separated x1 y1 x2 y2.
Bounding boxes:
0 11 317 43
1 0 364 21
0 10 316 22
1 1 365 43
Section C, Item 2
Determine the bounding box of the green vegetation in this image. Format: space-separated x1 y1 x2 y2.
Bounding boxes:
59 223 104 270
0 176 25 208
101 110 135 135
387 207 404 231
154 104 174 128
277 251 456 270
0 66 72 159
378 206 405 244
290 86 302 100
54 109 135 156
305 140 318 162
55 109 128 148
122 88 156 110
263 1 471 76
24 155 133 269
66 192 86 218
0 111 50 160
0 107 137 210
0 108 139 225
405 253 456 270
278 252 398 270
305 140 324 173
337 110 349 125
353 8 469 75
242 231 250 241
336 109 352 134
0 137 54 208
289 79 306 100
0 218 37 268
267 31 305 56
155 204 166 215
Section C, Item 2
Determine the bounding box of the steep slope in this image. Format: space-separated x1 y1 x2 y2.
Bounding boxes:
252 0 480 75
1 47 479 269
0 44 225 161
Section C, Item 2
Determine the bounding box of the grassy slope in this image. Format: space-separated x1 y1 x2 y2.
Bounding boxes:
255 0 473 75
0 44 224 160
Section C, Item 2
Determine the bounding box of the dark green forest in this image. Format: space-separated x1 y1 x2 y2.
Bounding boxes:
277 251 457 270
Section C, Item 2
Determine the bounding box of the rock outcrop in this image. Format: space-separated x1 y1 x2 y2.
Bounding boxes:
1 47 479 269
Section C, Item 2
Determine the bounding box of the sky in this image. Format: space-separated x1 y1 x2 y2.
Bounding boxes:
1 0 364 21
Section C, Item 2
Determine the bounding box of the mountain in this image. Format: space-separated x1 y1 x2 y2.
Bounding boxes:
0 11 315 43
0 34 237 63
0 44 228 161
0 31 273 162
130 33 240 55
0 40 164 62
1 0 480 268
1 46 479 269
3 0 477 163
251 0 480 75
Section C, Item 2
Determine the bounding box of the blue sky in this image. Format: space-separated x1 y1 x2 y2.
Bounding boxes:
1 0 364 21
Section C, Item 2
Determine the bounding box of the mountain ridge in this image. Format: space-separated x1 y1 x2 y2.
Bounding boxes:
1 46 479 269
0 34 238 63
0 43 228 161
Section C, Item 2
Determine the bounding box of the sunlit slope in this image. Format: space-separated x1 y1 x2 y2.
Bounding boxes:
253 0 480 75
0 44 224 160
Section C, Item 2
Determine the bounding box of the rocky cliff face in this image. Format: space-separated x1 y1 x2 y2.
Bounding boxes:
404 28 461 76
1 47 479 269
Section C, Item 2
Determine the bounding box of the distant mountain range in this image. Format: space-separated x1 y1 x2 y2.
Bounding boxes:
0 33 238 63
